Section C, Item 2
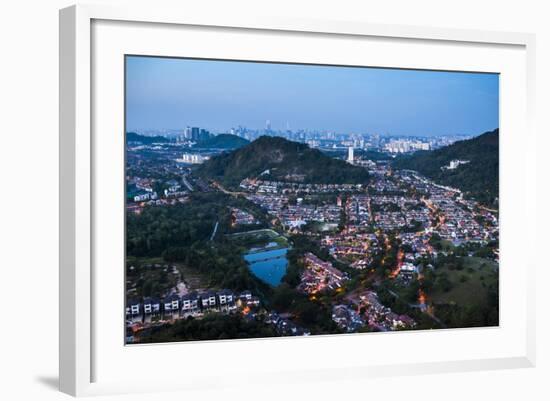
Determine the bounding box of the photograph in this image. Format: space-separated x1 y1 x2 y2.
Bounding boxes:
124 55 499 344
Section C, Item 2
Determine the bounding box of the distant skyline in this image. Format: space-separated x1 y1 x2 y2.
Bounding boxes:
125 56 499 137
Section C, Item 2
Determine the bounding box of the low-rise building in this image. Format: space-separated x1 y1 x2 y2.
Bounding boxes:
163 294 180 315
142 297 161 315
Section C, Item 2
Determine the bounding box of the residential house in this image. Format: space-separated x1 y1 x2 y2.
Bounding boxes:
142 297 161 315
163 294 180 316
201 291 217 309
181 293 200 314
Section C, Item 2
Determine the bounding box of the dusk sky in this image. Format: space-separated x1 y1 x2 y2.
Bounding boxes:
125 56 499 136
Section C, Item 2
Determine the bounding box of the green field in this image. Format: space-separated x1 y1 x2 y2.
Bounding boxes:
429 256 498 308
227 228 288 251
226 228 281 239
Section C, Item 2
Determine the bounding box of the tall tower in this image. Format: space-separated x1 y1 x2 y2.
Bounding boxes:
265 119 271 131
347 146 354 164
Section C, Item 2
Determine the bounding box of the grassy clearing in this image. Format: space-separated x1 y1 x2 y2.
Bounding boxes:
430 256 498 308
227 228 280 240
227 228 288 252
126 256 208 291
176 264 209 290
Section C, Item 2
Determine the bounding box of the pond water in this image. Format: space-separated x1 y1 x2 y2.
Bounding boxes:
244 247 288 286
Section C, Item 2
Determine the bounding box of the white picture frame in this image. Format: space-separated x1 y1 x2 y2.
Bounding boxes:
59 4 536 397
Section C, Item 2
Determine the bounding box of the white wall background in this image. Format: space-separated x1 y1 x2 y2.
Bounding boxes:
0 0 547 400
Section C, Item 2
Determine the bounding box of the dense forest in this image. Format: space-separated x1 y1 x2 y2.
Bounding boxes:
126 192 272 297
138 314 278 343
392 129 499 206
194 133 250 149
196 136 370 188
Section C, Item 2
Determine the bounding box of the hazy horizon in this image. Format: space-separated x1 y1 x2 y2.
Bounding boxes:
126 56 499 137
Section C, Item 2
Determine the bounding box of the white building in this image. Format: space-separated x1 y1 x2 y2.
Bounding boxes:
177 153 211 164
347 146 354 163
442 159 470 170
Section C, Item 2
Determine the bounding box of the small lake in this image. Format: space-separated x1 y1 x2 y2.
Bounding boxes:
244 247 288 286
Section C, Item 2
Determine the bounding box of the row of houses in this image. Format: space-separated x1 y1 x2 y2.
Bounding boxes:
126 290 259 320
298 252 349 294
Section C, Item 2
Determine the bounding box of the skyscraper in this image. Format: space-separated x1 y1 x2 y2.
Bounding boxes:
183 126 192 139
347 146 354 164
191 127 200 141
265 120 271 131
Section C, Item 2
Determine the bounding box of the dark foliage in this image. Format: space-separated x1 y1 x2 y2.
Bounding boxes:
139 314 278 342
392 129 499 205
196 136 370 188
126 131 169 144
126 192 272 297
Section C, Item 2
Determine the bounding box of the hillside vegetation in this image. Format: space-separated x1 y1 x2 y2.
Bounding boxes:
126 132 169 144
196 136 370 188
392 129 499 205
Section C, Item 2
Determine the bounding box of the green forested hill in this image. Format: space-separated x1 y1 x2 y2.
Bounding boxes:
194 134 249 149
126 132 169 144
196 136 370 188
392 129 499 205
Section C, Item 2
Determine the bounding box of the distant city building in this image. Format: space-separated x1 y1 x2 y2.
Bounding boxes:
177 153 211 164
183 126 192 139
199 128 211 141
347 146 354 164
191 127 200 141
384 139 431 153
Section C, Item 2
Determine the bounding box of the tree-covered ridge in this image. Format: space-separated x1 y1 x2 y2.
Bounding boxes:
194 133 250 149
392 129 499 205
196 136 370 188
126 131 169 144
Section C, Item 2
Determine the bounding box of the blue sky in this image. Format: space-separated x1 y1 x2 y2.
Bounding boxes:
125 56 499 136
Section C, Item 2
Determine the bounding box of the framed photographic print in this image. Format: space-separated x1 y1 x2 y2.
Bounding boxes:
60 4 536 396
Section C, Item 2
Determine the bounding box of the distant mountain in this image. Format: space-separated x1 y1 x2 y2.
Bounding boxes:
127 132 169 144
194 134 249 149
196 136 370 188
392 129 499 205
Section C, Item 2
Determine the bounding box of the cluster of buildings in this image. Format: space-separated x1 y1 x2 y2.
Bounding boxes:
355 290 415 331
172 126 212 143
370 195 431 232
240 178 364 195
399 232 434 259
332 304 365 332
225 126 465 154
239 159 497 298
265 312 311 336
126 196 190 214
345 195 371 226
126 286 314 342
230 207 259 226
297 252 349 294
384 139 431 153
125 132 498 340
126 290 261 324
321 231 378 269
126 176 191 213
177 153 211 164
127 177 159 202
401 172 498 245
245 194 342 230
